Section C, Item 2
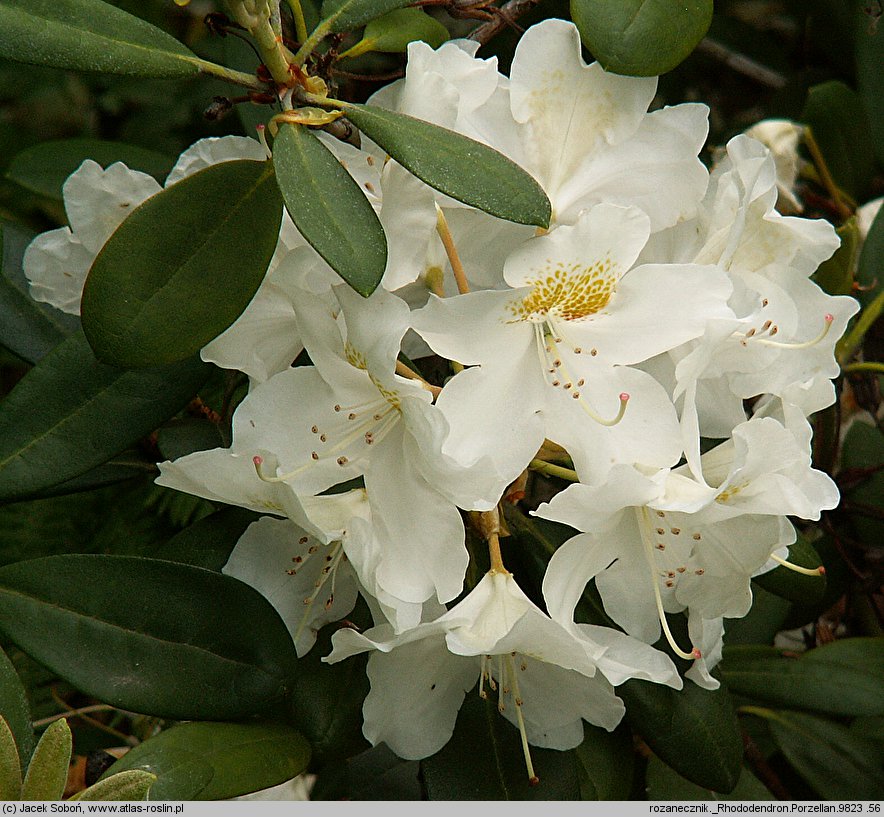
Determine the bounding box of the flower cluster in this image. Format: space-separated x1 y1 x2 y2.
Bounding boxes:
24 19 855 778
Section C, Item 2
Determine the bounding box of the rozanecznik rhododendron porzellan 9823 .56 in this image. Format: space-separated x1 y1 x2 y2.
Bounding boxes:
8 2 875 798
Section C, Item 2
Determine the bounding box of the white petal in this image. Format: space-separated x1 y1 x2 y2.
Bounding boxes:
165 136 267 186
23 228 93 315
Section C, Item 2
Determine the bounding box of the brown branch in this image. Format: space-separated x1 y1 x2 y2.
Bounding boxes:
467 0 541 44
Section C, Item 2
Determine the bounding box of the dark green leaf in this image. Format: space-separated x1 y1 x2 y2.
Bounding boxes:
0 220 77 364
723 583 791 647
570 0 713 76
21 718 71 801
353 9 449 55
81 159 283 367
857 202 884 309
0 645 33 768
421 694 581 800
722 638 884 717
839 421 884 546
310 745 420 801
574 724 634 800
802 80 875 201
156 419 225 462
104 721 310 800
285 618 371 768
751 536 826 605
0 331 208 501
0 0 208 78
620 671 743 793
7 138 174 200
0 555 299 719
856 8 884 168
272 124 386 296
152 506 260 572
752 709 884 800
342 103 551 228
0 715 20 800
812 216 859 296
320 0 415 34
645 756 773 800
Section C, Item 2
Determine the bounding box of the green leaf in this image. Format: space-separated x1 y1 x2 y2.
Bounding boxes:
20 718 71 801
645 756 773 800
620 672 743 793
574 724 634 800
311 745 420 800
341 103 552 228
343 9 449 58
0 331 208 501
839 421 884 546
723 638 884 717
751 536 826 605
749 709 884 800
104 721 310 800
723 583 792 646
320 0 415 33
801 80 876 201
0 220 77 365
570 0 713 76
81 159 283 368
0 645 33 768
856 202 884 309
421 695 582 800
0 555 299 720
73 770 156 802
273 124 386 296
856 8 884 168
151 506 260 572
285 619 371 768
0 0 210 79
0 716 21 800
156 419 225 462
7 138 174 200
812 216 859 296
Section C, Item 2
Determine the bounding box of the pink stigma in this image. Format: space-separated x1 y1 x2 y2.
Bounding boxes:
252 455 263 466
824 313 834 323
818 566 827 576
619 392 630 402
690 648 702 660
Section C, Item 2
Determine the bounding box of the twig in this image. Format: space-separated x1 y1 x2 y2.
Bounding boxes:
467 0 541 44
694 37 787 89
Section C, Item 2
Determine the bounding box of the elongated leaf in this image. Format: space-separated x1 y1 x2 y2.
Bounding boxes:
152 506 259 572
0 331 208 501
813 216 859 296
0 0 210 78
321 0 414 33
358 9 449 53
421 694 581 799
646 757 773 800
21 718 71 801
7 139 174 200
721 638 884 717
0 716 21 800
273 124 386 296
311 745 420 800
571 0 713 76
753 709 884 800
1 220 77 364
0 555 299 720
73 770 156 801
104 721 310 800
342 104 551 228
802 80 875 201
620 672 743 793
0 645 33 767
856 8 884 168
82 160 283 367
574 724 634 800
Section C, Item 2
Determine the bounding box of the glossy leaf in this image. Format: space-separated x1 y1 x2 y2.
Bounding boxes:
752 709 884 800
273 124 386 296
0 0 208 79
7 138 174 200
104 721 310 800
81 159 283 367
574 724 634 800
0 646 33 767
645 757 773 800
151 506 260 572
0 555 299 720
802 80 875 200
421 694 582 800
20 718 71 801
321 0 414 33
570 0 713 76
0 331 208 501
0 716 21 800
751 537 826 605
721 639 884 717
73 770 156 801
344 9 449 57
0 220 77 365
620 672 742 793
341 104 552 228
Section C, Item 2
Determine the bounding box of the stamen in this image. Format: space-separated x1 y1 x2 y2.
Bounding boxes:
255 124 272 158
770 553 825 577
740 313 833 350
435 204 470 295
506 655 539 786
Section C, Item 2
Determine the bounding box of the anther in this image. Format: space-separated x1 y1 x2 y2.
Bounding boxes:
656 528 664 535
311 425 318 433
336 456 348 466
695 568 705 575
670 527 680 535
299 537 308 545
692 533 701 540
311 451 319 460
